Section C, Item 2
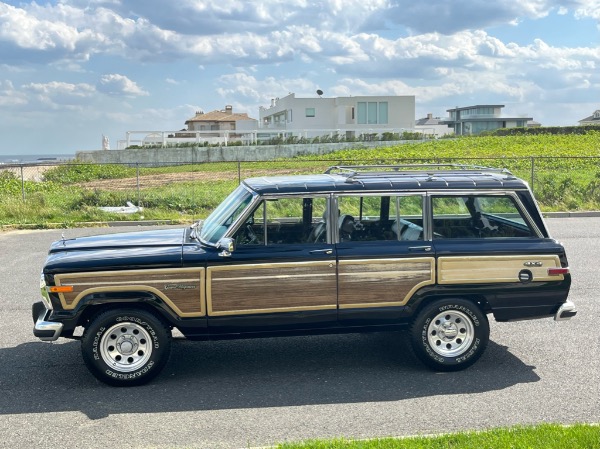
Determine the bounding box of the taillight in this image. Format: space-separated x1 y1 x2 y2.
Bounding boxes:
548 268 569 276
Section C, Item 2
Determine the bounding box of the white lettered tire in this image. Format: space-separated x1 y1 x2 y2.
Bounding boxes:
81 308 171 386
410 298 489 371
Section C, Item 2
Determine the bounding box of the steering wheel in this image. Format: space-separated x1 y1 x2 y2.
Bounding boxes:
244 224 258 244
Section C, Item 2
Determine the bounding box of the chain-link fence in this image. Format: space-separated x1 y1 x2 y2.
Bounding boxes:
1 157 599 226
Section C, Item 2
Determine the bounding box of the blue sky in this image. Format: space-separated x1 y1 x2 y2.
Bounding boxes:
0 0 599 155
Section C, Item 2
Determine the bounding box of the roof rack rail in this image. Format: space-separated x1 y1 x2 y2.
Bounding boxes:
324 164 513 177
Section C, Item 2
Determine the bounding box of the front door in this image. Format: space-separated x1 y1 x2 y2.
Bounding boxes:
206 195 338 334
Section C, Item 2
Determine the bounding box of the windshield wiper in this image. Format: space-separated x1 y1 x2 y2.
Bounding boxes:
189 220 203 240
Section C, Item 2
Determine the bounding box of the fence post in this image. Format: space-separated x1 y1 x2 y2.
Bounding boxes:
136 162 141 207
529 157 536 193
20 165 25 201
237 161 241 184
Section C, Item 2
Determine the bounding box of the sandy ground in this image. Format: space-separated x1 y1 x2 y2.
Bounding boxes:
0 164 54 181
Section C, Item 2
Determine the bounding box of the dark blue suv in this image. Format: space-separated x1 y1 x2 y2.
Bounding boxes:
33 165 576 386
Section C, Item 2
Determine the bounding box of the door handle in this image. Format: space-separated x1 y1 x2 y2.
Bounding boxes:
309 249 333 255
408 245 432 252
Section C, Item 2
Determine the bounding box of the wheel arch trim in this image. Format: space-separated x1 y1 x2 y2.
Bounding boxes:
62 285 205 318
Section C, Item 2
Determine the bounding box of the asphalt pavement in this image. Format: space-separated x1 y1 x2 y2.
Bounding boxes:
0 219 598 449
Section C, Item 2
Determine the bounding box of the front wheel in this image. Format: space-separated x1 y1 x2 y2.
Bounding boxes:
410 298 489 371
81 308 171 386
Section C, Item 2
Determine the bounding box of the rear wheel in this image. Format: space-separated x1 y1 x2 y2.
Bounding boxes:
81 308 171 386
410 298 489 371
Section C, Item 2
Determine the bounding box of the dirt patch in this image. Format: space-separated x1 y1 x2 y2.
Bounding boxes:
76 168 317 190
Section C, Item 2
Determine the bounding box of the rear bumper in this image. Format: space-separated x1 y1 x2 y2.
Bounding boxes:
554 299 577 321
32 301 63 341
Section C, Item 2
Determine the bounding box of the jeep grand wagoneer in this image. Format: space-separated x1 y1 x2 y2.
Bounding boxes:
33 165 576 386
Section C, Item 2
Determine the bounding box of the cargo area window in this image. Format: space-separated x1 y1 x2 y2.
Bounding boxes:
431 195 536 238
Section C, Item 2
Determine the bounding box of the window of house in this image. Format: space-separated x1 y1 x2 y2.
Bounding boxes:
357 102 388 124
305 108 315 117
378 102 388 124
336 195 424 242
234 197 327 245
432 195 536 239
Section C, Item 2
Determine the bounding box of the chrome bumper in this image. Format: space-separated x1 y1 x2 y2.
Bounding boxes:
32 301 63 341
554 300 577 321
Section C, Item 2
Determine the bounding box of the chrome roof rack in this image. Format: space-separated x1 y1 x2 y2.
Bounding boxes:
324 164 514 178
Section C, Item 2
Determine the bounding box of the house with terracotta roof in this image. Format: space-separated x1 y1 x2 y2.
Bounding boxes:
578 109 600 126
184 105 258 136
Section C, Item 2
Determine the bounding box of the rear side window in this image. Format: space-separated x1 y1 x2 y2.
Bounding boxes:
432 195 537 239
336 195 424 242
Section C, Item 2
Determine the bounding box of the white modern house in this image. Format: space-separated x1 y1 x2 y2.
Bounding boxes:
442 105 532 135
258 93 415 139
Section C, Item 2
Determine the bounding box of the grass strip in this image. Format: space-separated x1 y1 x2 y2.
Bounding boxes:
275 423 600 449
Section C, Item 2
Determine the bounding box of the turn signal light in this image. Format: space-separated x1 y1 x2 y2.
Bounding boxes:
49 285 74 293
548 268 569 276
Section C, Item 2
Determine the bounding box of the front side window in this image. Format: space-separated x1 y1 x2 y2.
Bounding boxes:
432 195 536 239
234 196 328 246
336 195 424 242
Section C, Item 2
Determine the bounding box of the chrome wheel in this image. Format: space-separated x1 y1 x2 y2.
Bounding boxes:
100 322 153 373
427 310 475 357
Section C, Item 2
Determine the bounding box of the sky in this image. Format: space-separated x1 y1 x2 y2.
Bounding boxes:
0 0 599 155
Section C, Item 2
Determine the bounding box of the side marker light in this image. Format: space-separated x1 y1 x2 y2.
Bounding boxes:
49 286 74 293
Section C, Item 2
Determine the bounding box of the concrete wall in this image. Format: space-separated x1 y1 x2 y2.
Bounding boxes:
76 140 417 164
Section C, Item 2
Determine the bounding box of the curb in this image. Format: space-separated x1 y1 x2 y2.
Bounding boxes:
543 211 600 218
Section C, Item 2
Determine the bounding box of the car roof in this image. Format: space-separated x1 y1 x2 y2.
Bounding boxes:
243 165 529 195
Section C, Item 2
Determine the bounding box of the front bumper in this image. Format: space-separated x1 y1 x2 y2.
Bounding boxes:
554 299 577 321
32 301 63 341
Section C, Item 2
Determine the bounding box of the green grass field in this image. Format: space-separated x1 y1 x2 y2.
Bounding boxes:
275 423 600 449
2 133 600 227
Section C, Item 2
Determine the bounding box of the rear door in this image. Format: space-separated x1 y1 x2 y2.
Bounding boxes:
335 193 436 325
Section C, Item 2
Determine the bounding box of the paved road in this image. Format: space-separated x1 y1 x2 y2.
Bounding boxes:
0 220 598 449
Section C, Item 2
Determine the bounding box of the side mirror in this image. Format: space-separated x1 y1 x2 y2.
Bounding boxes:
217 237 235 257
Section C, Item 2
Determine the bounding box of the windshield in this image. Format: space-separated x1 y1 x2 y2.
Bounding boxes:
200 184 254 244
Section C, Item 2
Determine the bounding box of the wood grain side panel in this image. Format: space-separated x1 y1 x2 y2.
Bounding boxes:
54 268 205 316
338 258 435 308
208 262 336 315
438 255 562 284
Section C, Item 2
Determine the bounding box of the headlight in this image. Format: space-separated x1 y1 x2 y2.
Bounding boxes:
40 272 53 310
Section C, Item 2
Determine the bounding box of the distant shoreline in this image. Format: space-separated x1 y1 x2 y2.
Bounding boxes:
0 154 75 164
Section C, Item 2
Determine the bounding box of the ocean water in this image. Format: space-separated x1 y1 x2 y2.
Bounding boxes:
0 153 75 164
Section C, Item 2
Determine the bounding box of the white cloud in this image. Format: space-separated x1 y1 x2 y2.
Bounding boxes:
97 74 149 97
21 81 96 109
0 2 103 62
0 80 27 107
